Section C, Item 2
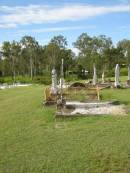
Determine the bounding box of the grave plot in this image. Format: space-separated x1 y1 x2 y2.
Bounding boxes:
43 60 128 117
56 82 127 117
65 84 100 102
56 101 127 117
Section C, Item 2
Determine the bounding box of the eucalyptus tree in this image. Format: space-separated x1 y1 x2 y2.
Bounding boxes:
0 52 4 76
1 41 21 81
117 39 130 64
11 41 21 81
73 33 94 73
73 33 113 75
2 41 12 75
59 48 74 76
33 45 45 76
20 36 40 79
50 35 67 49
50 35 74 76
92 35 113 73
43 43 60 73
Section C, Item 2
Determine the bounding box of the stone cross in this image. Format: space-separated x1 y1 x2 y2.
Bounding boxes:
93 64 97 85
115 64 120 87
128 65 130 80
51 68 57 95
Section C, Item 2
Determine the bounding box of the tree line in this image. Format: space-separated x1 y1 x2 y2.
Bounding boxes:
0 33 130 82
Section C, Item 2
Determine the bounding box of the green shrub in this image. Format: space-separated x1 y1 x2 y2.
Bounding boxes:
15 76 32 84
0 77 4 84
106 69 115 77
0 76 13 84
0 75 51 85
33 76 51 85
65 74 78 82
120 68 128 76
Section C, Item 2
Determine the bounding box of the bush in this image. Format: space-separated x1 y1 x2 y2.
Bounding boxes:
120 68 128 76
33 76 51 85
65 74 78 82
0 75 51 85
16 76 32 84
106 69 115 77
0 76 14 84
0 77 5 84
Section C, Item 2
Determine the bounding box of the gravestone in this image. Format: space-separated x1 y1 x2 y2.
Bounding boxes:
59 59 64 88
60 59 64 102
101 71 105 83
92 64 97 85
126 65 130 86
50 68 58 95
115 64 120 88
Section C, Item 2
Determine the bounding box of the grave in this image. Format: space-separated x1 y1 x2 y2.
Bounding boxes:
43 68 58 105
101 71 105 83
56 84 127 117
43 61 127 117
56 101 126 117
86 65 111 89
114 64 121 88
92 64 97 85
50 68 58 95
69 82 86 89
55 64 127 117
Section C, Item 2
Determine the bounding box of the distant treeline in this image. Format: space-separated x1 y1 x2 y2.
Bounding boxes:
0 33 130 84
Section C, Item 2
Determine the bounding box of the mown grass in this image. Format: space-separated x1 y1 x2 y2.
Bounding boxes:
1 85 130 173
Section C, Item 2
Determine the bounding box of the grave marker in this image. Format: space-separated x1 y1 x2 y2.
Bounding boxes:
115 64 120 88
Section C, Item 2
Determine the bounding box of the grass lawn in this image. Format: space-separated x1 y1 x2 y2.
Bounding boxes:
1 85 130 173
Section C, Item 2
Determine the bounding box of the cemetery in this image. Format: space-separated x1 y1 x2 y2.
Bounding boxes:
1 24 130 173
1 65 130 172
44 59 128 117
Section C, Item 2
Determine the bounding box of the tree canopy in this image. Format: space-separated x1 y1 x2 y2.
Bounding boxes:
0 33 130 81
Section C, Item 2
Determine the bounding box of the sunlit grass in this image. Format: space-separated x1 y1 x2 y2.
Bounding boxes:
0 85 130 172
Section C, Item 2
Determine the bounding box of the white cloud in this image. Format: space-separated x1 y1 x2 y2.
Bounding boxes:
0 4 130 28
119 0 129 4
118 25 130 31
0 23 17 28
17 25 95 34
71 47 80 56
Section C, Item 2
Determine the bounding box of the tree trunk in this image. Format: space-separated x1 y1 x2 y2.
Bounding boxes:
30 57 33 79
12 55 16 83
13 70 16 83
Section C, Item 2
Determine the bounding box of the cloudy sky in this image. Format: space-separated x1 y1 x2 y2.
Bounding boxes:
0 0 130 50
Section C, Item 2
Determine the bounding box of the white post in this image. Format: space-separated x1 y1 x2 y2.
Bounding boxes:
115 64 120 87
93 64 97 85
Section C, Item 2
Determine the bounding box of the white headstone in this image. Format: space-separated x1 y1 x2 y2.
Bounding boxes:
93 64 97 85
128 65 130 80
51 68 58 94
115 64 120 87
101 71 105 83
60 59 64 88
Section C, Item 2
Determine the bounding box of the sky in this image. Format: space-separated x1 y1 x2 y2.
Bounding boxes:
0 0 130 53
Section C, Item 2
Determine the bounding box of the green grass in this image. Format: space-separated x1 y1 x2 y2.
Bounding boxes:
1 85 130 172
